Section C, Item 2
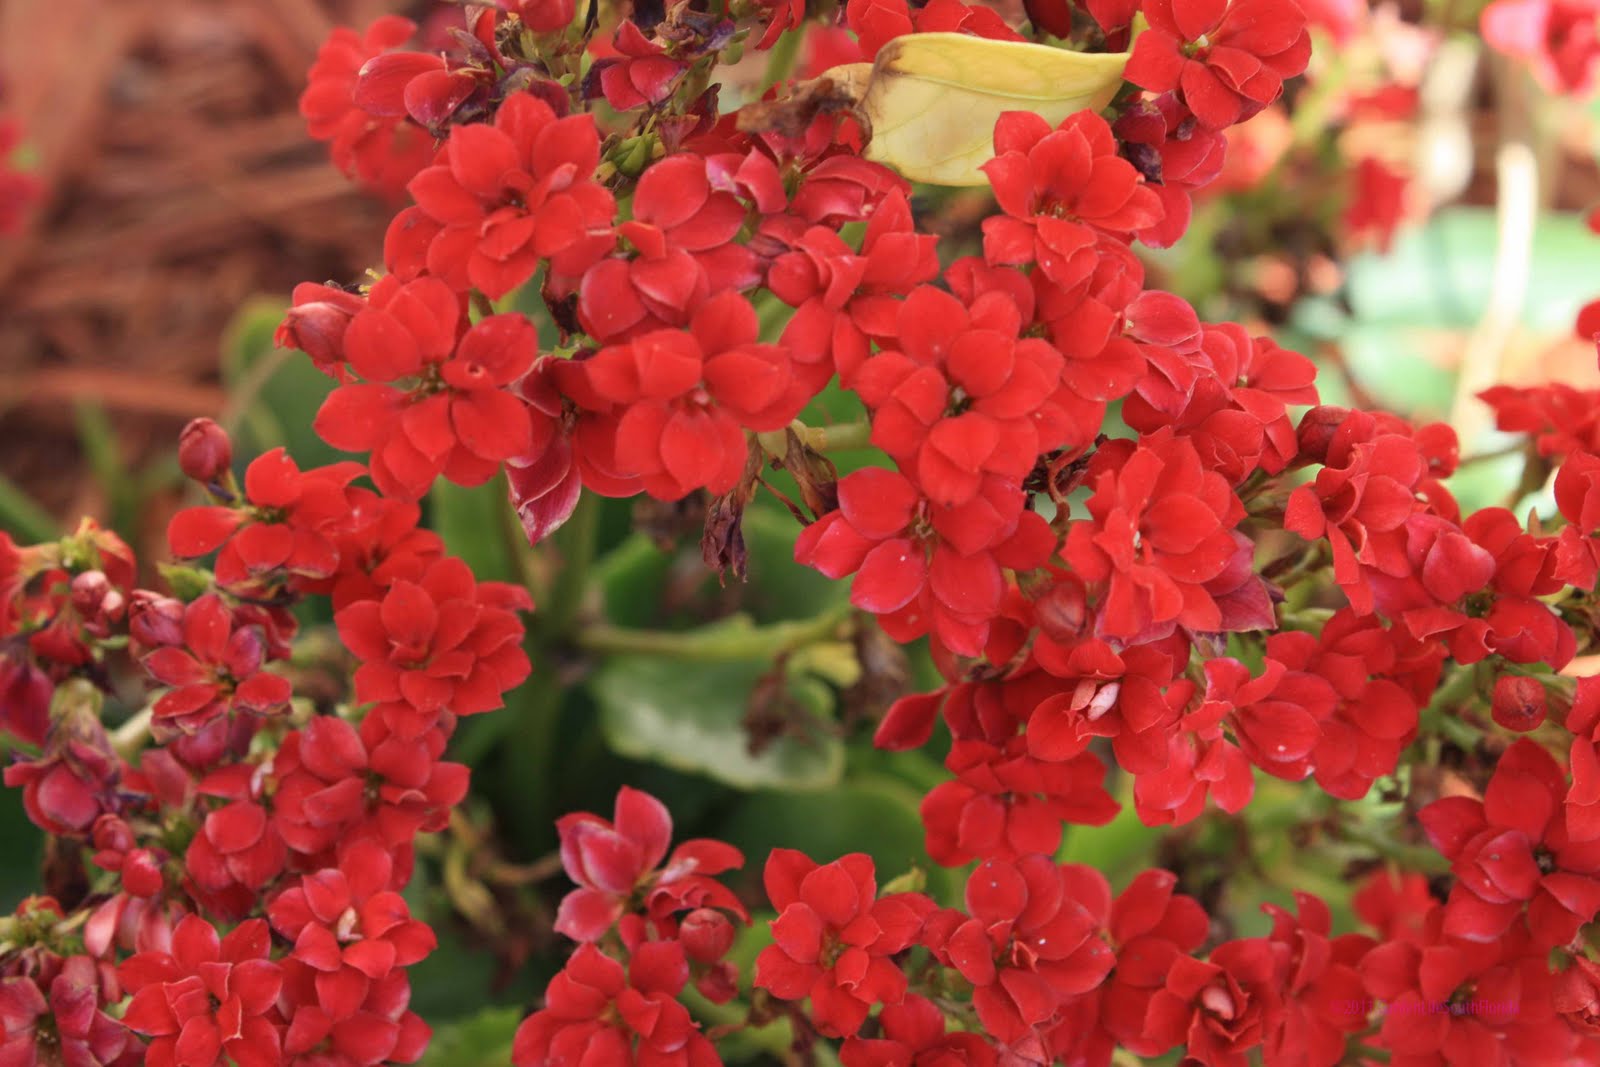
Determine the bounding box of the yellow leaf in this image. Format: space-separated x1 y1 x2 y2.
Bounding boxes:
822 33 1131 187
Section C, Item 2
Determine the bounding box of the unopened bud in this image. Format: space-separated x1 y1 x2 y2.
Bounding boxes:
678 908 735 963
177 418 233 483
1492 675 1547 733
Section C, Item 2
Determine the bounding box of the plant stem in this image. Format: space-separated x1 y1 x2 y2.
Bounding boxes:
514 491 603 849
792 419 872 453
539 492 602 639
110 707 152 760
1449 54 1538 446
760 27 804 93
1337 819 1451 875
577 604 853 662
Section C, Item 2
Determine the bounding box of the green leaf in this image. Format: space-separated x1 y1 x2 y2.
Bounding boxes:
221 299 339 470
715 776 959 901
417 1005 522 1067
590 653 844 791
432 478 515 584
741 508 848 623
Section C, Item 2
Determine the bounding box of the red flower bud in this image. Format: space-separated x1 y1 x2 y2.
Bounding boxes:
122 849 165 898
1022 0 1073 38
679 908 735 963
177 418 233 483
1492 675 1547 733
1295 405 1350 465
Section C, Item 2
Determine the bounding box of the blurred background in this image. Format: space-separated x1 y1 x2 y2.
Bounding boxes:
6 0 1600 1060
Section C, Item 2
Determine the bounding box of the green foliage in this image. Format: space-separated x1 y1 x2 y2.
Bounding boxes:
416 1005 522 1067
591 650 845 791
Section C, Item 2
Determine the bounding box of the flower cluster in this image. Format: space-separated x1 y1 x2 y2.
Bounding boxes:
8 0 1600 1064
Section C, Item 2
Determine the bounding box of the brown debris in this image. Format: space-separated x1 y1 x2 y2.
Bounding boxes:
0 0 405 531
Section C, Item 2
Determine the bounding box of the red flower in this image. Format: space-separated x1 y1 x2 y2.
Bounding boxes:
576 154 763 343
1480 382 1600 460
1094 870 1210 1055
1360 905 1572 1063
562 290 814 500
268 838 436 1024
850 286 1088 503
554 786 745 943
119 915 282 1067
1061 430 1250 641
1420 739 1600 947
1482 0 1600 95
926 855 1114 1044
185 796 287 899
1566 676 1600 840
795 467 1056 657
335 556 531 735
276 282 367 377
271 713 468 864
768 191 940 389
839 993 998 1066
1142 937 1290 1067
1284 410 1444 616
316 309 540 500
299 17 436 199
0 955 130 1067
982 111 1164 284
1261 894 1374 1067
754 850 935 1037
1124 0 1313 130
390 91 614 298
921 739 1115 866
511 942 718 1066
166 449 364 596
3 711 121 837
141 594 291 735
590 22 687 112
1123 323 1318 484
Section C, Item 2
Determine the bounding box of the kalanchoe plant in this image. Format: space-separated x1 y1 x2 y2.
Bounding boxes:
9 0 1600 1065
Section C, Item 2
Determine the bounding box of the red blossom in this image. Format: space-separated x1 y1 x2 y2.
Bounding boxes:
754 850 935 1037
561 290 814 500
119 915 282 1067
554 786 745 944
511 942 718 1066
141 594 291 735
1420 739 1600 947
1124 0 1313 130
335 556 531 735
1062 430 1252 641
388 91 614 299
924 855 1114 1045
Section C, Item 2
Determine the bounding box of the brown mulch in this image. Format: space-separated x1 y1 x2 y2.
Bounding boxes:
0 0 409 532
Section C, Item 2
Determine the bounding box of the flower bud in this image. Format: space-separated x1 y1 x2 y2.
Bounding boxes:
678 908 735 963
1492 675 1547 733
177 418 232 483
1295 405 1349 466
122 849 165 898
1036 578 1088 641
276 283 364 372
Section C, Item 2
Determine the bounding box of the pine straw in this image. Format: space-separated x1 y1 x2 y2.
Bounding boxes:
0 0 405 535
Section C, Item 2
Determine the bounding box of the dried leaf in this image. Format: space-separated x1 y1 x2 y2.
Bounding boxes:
822 32 1130 186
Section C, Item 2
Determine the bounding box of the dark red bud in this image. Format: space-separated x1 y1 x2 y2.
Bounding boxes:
177 418 233 483
1492 675 1547 733
1295 405 1350 466
678 908 735 963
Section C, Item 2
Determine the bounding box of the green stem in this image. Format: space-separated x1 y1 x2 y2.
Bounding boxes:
513 492 603 848
539 492 602 638
760 26 805 93
1419 662 1487 749
793 419 872 454
1336 819 1451 876
577 604 852 662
